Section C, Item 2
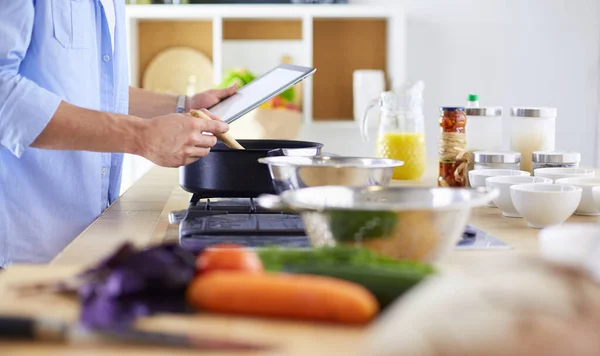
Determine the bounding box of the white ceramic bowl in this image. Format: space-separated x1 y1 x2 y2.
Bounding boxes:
486 176 552 218
469 169 531 188
510 183 582 229
555 177 600 216
533 167 595 182
468 169 530 207
593 186 600 214
539 223 600 279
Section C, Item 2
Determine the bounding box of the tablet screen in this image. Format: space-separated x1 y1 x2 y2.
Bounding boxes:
208 65 314 124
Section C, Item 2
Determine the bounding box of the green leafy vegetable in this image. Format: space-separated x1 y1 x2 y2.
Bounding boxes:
328 210 398 242
219 68 255 88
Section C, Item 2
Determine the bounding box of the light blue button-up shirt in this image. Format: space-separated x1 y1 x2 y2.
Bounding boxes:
0 0 129 266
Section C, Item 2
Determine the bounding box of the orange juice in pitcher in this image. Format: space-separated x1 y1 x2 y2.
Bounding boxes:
362 82 427 181
375 132 426 180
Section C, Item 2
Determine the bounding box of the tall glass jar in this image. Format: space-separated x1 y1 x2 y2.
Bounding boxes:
466 107 503 152
510 107 556 173
438 107 468 187
361 83 427 180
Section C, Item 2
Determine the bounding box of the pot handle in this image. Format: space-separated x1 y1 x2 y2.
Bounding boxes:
267 148 321 157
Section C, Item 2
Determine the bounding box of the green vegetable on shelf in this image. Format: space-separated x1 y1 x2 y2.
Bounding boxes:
219 68 255 88
218 67 296 107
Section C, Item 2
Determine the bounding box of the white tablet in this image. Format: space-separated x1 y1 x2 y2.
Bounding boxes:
207 64 316 124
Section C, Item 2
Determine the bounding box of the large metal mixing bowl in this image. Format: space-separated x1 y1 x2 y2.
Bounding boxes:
258 185 498 262
257 156 404 193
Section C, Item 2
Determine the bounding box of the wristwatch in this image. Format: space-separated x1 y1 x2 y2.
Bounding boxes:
176 95 187 113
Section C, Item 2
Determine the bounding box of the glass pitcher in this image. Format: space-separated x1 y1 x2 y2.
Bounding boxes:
361 81 427 180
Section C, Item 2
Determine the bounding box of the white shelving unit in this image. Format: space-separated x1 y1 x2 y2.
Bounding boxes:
120 3 405 193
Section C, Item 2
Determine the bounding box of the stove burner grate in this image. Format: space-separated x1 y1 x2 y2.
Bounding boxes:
177 196 310 251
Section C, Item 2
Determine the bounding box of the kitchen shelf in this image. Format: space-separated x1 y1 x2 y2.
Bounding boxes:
121 4 403 193
125 4 404 125
223 19 302 40
312 18 387 120
137 20 213 88
126 4 391 20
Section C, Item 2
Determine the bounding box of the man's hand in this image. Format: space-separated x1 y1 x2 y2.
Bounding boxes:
188 83 238 110
128 84 237 119
139 113 229 167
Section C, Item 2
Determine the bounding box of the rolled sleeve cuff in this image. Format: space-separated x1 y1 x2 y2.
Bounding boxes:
0 76 62 157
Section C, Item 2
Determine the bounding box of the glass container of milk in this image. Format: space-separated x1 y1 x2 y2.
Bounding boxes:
509 107 557 173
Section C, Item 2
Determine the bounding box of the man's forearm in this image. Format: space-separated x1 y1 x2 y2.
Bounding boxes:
31 101 145 155
129 86 181 118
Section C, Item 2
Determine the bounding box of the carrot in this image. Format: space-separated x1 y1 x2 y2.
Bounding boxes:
186 271 379 325
196 244 263 274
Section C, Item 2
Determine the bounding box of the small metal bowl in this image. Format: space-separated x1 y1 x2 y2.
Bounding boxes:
258 185 498 262
257 156 404 193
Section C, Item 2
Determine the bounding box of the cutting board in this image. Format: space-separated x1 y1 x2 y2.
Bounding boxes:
142 47 213 95
0 266 366 356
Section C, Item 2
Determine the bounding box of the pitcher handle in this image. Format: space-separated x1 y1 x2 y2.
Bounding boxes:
361 98 380 142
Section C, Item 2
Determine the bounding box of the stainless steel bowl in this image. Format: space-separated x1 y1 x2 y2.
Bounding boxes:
258 185 498 262
257 156 404 193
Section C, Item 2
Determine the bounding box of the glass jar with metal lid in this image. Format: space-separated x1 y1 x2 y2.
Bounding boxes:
466 107 503 152
438 107 468 187
532 151 580 170
510 107 557 173
473 151 521 170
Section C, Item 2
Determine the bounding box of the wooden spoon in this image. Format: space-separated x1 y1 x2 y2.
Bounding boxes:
190 110 245 150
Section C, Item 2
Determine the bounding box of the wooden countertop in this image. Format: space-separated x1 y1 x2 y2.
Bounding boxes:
0 267 364 356
1 163 598 354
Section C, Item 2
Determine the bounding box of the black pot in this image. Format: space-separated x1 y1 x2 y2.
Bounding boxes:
179 139 323 199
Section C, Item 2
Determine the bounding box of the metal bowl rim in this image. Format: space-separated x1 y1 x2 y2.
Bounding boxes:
277 185 499 212
257 156 404 168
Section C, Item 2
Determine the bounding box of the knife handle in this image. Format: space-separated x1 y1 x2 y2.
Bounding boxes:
0 316 35 339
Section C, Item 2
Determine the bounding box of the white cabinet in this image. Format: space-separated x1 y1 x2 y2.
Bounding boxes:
121 4 404 193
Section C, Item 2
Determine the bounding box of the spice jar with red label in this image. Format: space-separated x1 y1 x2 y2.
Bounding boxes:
438 107 468 187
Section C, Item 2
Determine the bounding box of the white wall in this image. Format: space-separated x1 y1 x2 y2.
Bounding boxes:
348 0 600 166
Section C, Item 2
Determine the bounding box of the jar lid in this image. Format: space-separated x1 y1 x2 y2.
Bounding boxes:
510 107 557 118
473 151 521 164
466 107 502 116
532 151 581 164
440 107 465 112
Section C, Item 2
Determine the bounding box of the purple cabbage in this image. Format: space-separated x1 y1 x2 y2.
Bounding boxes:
73 243 197 329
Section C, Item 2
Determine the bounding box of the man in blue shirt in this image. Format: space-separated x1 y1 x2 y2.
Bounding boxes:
0 1 235 266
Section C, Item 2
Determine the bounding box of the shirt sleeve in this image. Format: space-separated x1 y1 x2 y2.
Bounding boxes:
0 1 63 158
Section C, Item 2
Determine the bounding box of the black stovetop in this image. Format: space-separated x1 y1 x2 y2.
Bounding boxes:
170 196 485 253
174 196 311 252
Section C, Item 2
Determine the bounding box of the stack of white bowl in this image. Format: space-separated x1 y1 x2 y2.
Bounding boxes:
469 167 599 229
